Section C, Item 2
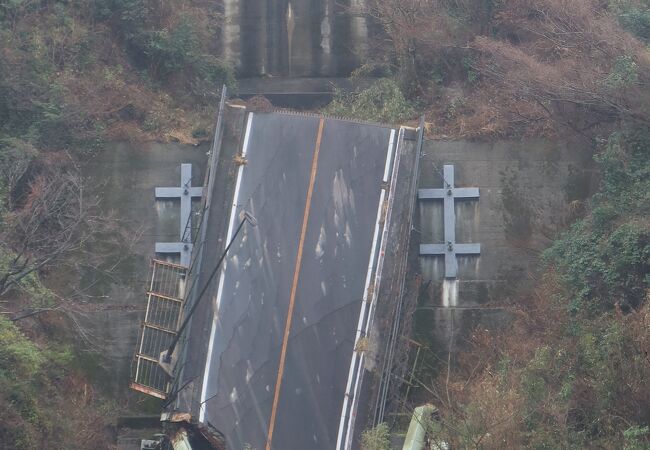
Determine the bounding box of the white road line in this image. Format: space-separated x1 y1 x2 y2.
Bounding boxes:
382 130 396 183
335 129 396 450
343 128 405 449
199 113 254 423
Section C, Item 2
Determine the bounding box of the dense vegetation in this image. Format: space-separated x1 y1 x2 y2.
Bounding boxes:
347 0 650 448
1 0 648 448
0 0 231 447
0 315 115 448
333 0 650 138
0 0 232 149
426 131 649 449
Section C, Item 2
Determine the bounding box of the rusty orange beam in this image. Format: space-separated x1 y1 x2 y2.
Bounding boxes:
130 382 167 399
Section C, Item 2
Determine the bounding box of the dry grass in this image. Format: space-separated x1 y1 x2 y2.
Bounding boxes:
368 0 650 140
426 272 650 448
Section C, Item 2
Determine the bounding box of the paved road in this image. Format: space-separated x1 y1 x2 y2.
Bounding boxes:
198 112 396 450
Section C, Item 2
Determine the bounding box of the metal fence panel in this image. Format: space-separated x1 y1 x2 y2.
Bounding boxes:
131 259 187 399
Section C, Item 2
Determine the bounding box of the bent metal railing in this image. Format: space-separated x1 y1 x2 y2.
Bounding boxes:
131 259 187 399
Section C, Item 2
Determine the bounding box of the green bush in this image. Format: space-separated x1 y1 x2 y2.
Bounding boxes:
521 346 552 405
325 79 415 124
360 423 391 450
0 316 44 378
0 316 101 449
0 316 43 447
611 0 650 42
100 0 234 101
143 17 200 76
0 37 100 151
503 126 650 446
624 426 650 450
606 54 639 88
544 127 650 312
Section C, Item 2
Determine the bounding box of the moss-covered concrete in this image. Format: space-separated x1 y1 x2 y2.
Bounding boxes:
72 142 207 402
412 138 596 362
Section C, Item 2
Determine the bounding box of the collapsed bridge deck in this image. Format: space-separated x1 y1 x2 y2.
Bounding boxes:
169 106 420 450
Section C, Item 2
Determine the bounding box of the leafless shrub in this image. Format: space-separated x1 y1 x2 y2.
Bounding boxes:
471 0 650 134
0 155 102 297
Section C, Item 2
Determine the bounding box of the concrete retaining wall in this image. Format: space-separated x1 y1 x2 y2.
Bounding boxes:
227 0 368 77
77 142 207 400
412 138 596 360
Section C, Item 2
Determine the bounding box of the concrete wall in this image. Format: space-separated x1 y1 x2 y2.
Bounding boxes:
77 142 207 401
412 139 596 359
227 0 368 77
72 136 595 411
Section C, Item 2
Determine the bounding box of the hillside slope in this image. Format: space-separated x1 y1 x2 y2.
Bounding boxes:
0 1 231 447
346 1 650 448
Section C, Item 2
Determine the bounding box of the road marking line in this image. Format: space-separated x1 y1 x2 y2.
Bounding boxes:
335 129 396 449
265 118 325 450
344 128 404 449
199 112 254 423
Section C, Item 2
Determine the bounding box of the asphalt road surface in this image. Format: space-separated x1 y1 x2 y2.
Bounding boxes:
197 112 397 450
